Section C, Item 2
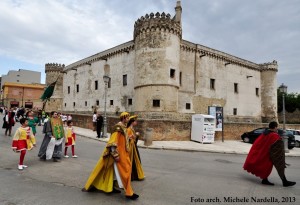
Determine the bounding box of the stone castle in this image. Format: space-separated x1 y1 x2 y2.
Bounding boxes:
45 1 278 139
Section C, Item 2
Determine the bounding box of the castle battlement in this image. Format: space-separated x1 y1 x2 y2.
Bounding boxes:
259 60 278 71
134 12 182 39
45 63 65 73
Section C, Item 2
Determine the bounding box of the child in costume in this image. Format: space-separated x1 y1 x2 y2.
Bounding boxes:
64 120 77 158
12 118 36 170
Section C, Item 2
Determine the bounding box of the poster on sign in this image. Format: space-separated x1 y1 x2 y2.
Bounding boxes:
208 106 223 132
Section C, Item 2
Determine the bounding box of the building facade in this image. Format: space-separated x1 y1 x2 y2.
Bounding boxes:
2 82 45 109
46 1 278 129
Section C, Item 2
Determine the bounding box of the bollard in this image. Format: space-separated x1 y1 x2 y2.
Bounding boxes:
281 135 289 153
144 128 153 146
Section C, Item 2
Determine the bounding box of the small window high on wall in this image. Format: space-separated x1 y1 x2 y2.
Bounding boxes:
170 69 175 78
153 100 160 107
210 79 215 90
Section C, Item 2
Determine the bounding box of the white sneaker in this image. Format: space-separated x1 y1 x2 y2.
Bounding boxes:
72 155 78 158
18 165 23 170
22 165 28 168
64 155 69 158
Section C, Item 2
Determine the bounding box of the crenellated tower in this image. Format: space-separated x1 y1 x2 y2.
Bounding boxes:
133 1 182 113
45 63 65 112
260 60 278 122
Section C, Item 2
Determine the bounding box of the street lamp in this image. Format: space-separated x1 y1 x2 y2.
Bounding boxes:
279 83 288 153
103 74 110 138
279 83 287 130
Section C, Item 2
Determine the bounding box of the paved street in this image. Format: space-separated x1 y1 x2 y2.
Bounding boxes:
0 118 299 205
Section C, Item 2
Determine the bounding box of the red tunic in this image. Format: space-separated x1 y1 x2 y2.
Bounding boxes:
12 127 36 151
243 131 281 179
64 127 76 147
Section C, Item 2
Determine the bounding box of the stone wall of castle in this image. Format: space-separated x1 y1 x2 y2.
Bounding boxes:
62 42 136 113
70 113 300 141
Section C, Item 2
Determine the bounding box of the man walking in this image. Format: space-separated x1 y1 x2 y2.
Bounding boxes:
96 112 103 138
244 121 296 187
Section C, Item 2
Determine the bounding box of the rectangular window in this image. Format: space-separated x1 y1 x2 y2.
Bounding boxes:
210 79 215 90
256 88 259 96
123 75 127 86
73 102 75 107
110 100 113 105
153 100 160 107
76 84 79 93
234 83 238 93
64 103 66 107
68 86 70 94
108 78 111 88
233 108 237 115
179 72 182 86
85 101 87 106
186 103 191 110
96 100 99 106
128 99 132 105
170 69 175 78
95 80 98 90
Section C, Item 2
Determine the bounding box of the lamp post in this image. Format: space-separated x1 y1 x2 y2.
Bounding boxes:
279 83 288 153
103 74 110 138
279 83 287 130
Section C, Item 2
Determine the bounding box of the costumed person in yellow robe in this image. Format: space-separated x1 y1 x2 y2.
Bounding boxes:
12 118 36 170
64 120 78 158
127 115 145 181
82 112 139 200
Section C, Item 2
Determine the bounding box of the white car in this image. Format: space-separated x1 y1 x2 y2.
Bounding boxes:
286 129 300 147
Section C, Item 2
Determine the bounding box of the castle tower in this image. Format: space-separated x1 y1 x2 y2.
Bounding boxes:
44 63 65 112
260 60 278 122
133 1 182 113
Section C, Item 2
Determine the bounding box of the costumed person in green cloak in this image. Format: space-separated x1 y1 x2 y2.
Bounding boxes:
38 111 64 162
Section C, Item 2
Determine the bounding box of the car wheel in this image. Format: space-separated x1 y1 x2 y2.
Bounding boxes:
295 141 300 148
243 137 250 143
288 146 294 150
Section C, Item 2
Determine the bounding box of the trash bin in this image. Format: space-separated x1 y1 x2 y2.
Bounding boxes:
144 128 153 146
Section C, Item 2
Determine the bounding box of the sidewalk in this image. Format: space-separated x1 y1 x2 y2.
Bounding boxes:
74 126 300 157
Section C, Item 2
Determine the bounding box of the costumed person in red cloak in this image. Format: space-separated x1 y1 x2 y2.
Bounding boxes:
243 121 296 187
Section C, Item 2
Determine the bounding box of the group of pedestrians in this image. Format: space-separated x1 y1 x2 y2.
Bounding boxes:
3 110 78 170
83 112 145 200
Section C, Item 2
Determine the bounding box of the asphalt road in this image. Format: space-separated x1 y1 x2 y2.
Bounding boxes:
0 116 299 205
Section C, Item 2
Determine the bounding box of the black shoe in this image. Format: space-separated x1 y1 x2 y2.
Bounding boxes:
39 156 46 161
53 158 60 162
283 181 296 187
126 193 139 200
262 179 274 186
109 188 121 194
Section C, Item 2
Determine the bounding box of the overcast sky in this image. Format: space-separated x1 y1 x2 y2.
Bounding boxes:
0 0 299 92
